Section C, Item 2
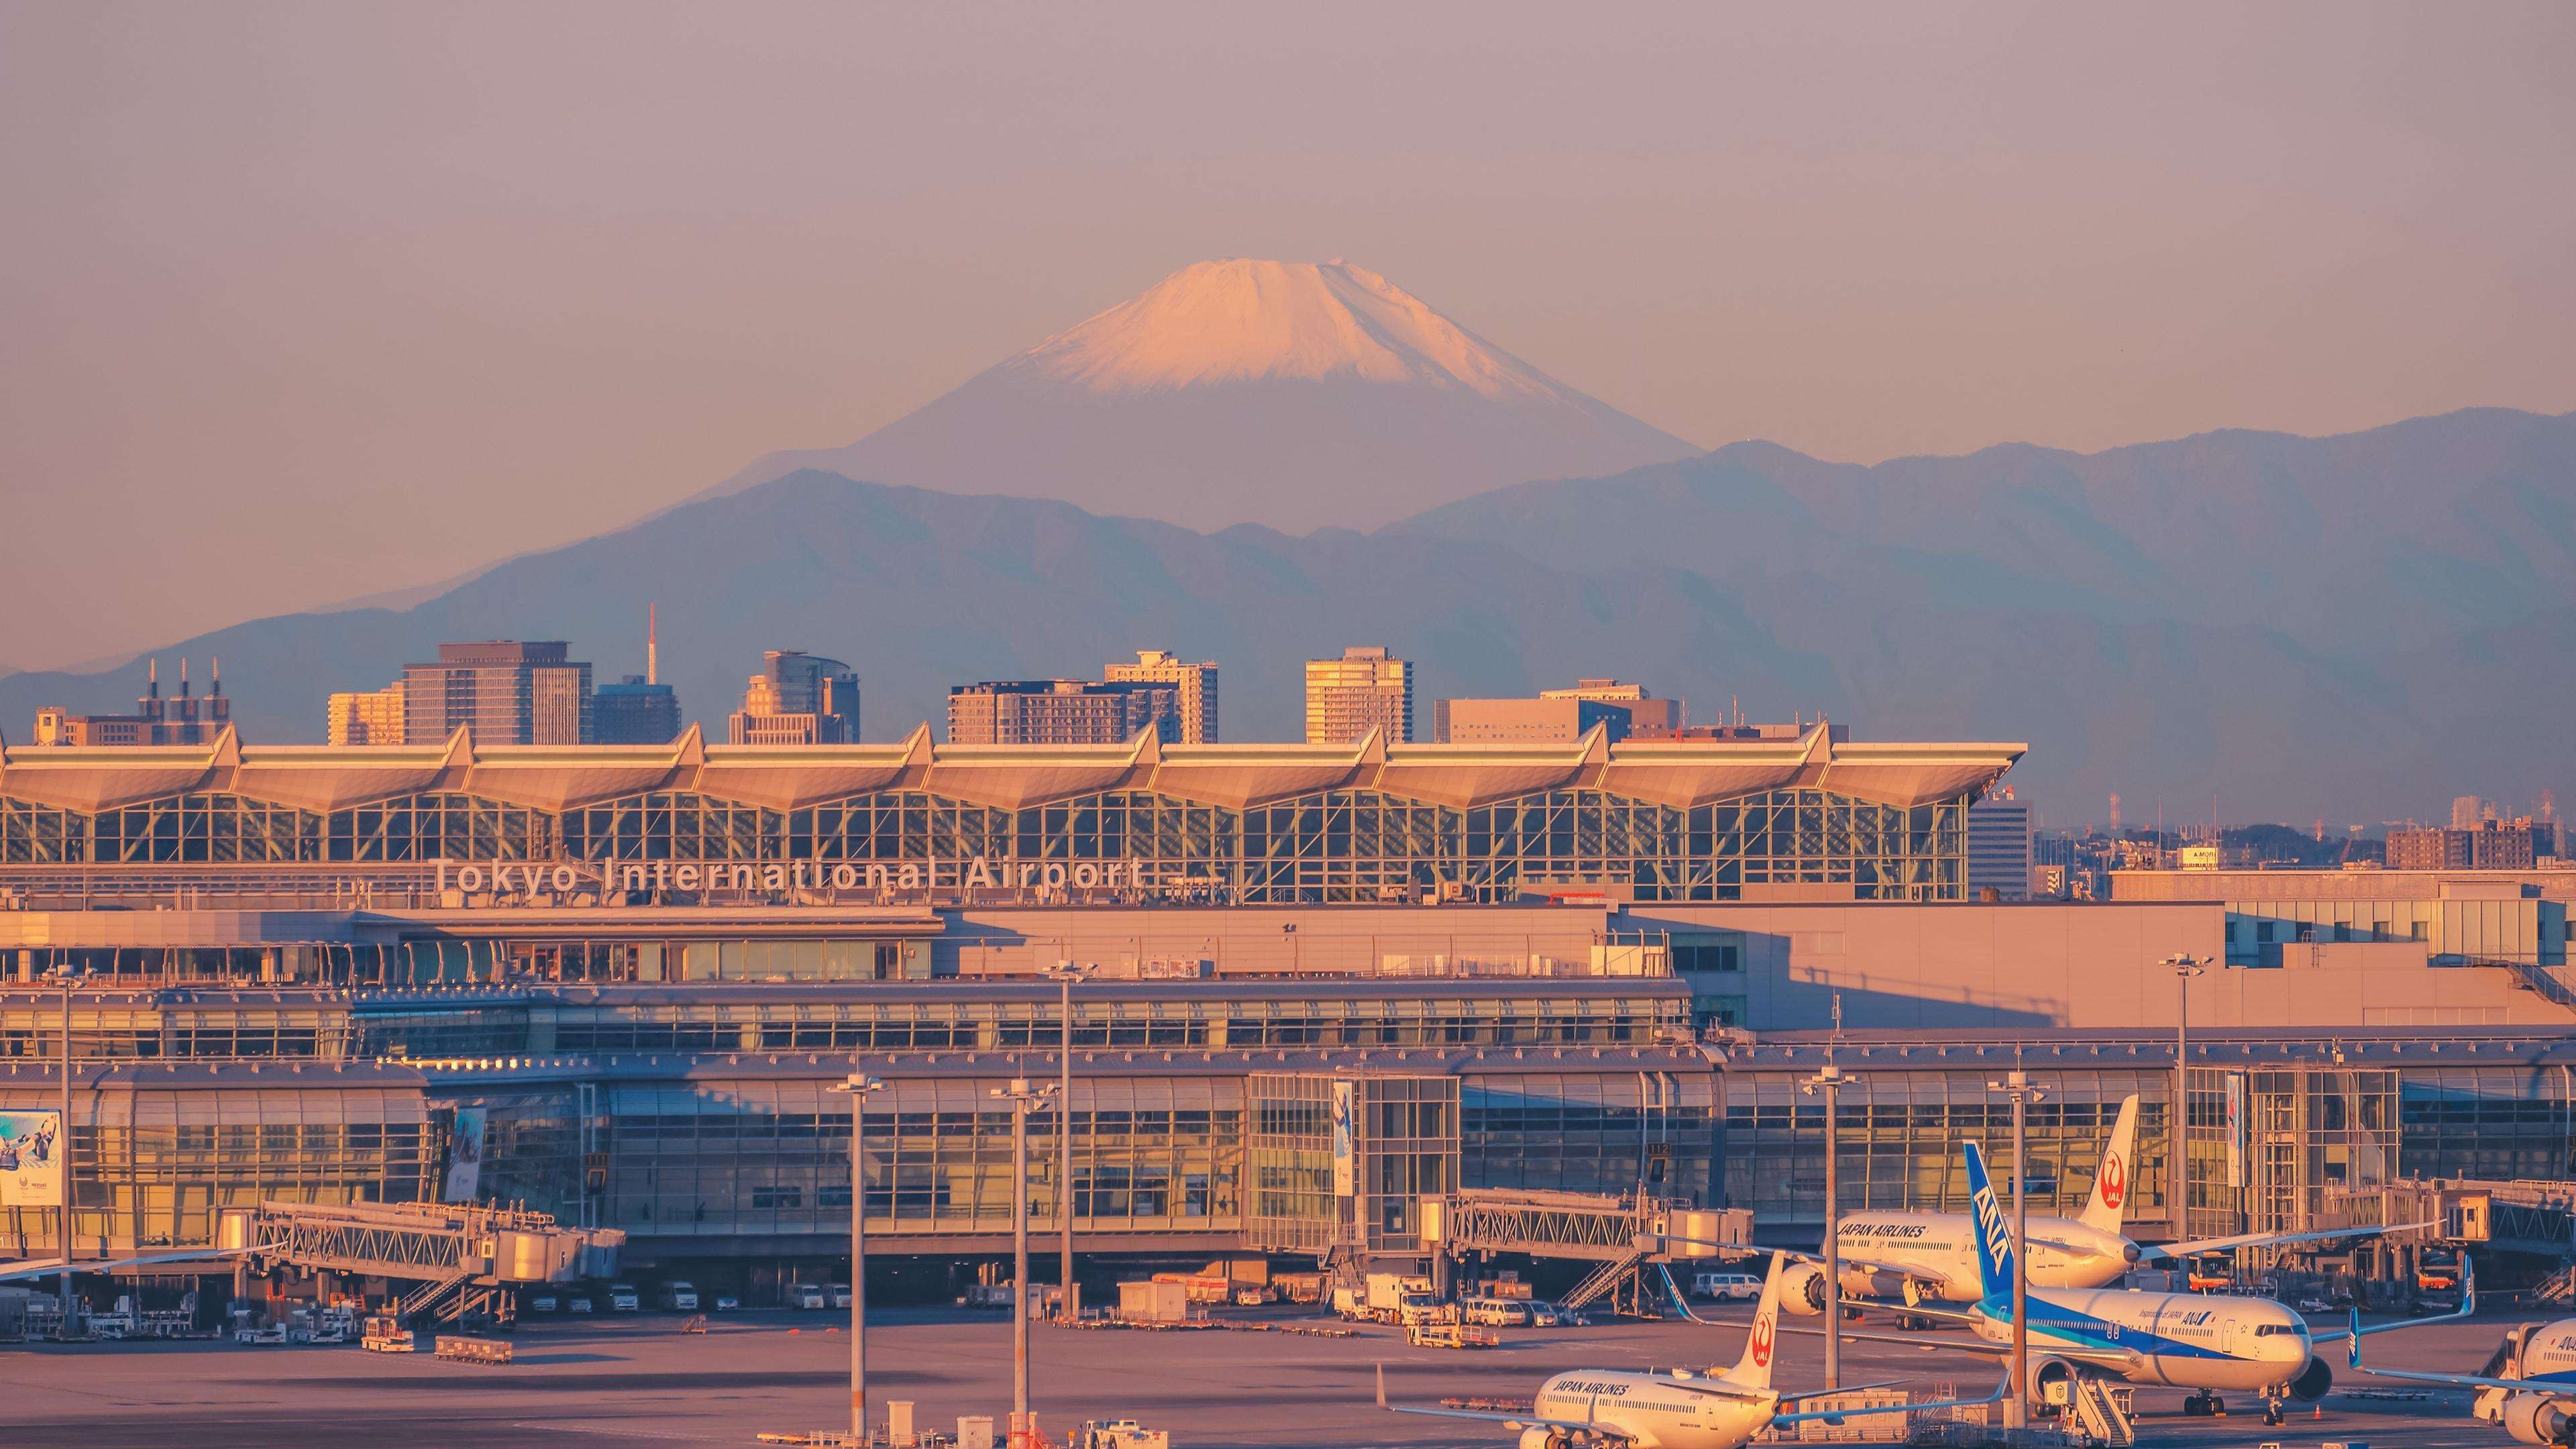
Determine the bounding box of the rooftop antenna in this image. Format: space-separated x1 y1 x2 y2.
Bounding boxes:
647 601 659 686
180 657 190 697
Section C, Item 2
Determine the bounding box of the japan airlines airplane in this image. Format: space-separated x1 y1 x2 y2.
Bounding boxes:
2351 1316 2576 1444
1379 1252 2005 1449
1775 1095 2416 1311
1801 1139 2467 1426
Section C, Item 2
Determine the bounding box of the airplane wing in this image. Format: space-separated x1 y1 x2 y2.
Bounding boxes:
2143 1220 2435 1260
0 1246 250 1284
1770 1368 2012 1427
2314 1273 2476 1346
1776 1322 2008 1355
1375 1365 1635 1442
1773 1379 1911 1403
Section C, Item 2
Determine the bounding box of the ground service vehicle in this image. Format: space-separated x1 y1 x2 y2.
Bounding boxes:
1462 1297 1532 1328
1383 1254 2004 1449
1693 1273 1762 1301
829 1283 853 1309
607 1283 640 1312
530 1293 559 1314
657 1281 699 1311
789 1283 827 1309
714 1293 741 1312
568 1295 593 1314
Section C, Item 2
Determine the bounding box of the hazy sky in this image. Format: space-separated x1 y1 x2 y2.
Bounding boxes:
3 3 2572 672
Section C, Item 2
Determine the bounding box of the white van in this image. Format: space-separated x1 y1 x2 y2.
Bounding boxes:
789 1282 828 1309
1459 1296 1532 1328
1692 1271 1762 1301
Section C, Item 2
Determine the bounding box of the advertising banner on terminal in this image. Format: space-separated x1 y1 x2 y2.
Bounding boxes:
1331 1081 1356 1199
444 1108 488 1203
2223 1073 2246 1190
0 1110 65 1207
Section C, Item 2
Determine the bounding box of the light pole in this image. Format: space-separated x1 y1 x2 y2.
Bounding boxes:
1800 1055 1848 1389
1046 961 1096 1320
1988 1069 2047 1430
829 1072 883 1446
43 961 91 1333
2165 955 2208 1246
994 1077 1057 1442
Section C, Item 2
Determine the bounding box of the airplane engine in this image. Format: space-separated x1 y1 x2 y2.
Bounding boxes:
1514 1428 1564 1449
2286 1355 2333 1402
1778 1261 1830 1315
2501 1392 2576 1446
2028 1355 2084 1402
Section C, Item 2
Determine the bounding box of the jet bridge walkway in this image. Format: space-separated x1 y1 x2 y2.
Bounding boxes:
218 1200 623 1326
1426 1189 1750 1316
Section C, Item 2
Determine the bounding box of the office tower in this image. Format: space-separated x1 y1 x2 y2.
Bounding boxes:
1434 696 1631 745
1305 645 1413 745
1967 788 2033 900
594 606 682 743
1434 678 1682 743
402 641 592 745
326 682 407 745
1539 678 1683 735
947 680 1177 745
594 678 682 744
1104 649 1220 743
728 649 859 745
30 658 231 746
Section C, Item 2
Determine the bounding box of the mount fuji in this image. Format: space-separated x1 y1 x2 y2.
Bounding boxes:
702 258 1699 532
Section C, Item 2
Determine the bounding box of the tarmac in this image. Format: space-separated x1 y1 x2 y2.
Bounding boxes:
2 1300 2532 1448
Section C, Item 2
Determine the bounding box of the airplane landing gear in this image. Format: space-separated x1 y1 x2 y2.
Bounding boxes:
2263 1395 2286 1426
2181 1391 2227 1417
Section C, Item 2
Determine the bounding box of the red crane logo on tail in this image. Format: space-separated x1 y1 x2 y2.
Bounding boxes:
2098 1151 2125 1210
1750 1313 1775 1369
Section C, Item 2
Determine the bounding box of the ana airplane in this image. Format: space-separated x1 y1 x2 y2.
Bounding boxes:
2351 1316 2575 1444
1793 1138 2468 1426
1774 1095 2416 1313
1378 1252 2005 1449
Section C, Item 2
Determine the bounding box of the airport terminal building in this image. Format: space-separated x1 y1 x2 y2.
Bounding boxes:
7 725 2576 1295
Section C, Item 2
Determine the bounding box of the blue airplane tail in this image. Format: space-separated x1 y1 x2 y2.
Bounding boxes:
1962 1140 2016 1309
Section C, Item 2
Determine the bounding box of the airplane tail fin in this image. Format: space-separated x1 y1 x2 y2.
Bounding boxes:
1725 1252 1786 1390
2078 1094 2141 1234
1964 1140 2017 1310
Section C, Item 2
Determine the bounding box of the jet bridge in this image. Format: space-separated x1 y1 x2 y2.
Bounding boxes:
1425 1189 1750 1316
218 1199 622 1326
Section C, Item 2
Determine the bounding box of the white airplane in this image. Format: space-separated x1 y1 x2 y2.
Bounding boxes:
1378 1252 2005 1449
2351 1316 2576 1444
1786 1138 2469 1426
1774 1094 2420 1311
0 1246 254 1283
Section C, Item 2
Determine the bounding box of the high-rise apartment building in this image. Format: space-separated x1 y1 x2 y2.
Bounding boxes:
1104 649 1219 743
1305 646 1413 745
326 682 407 745
1966 788 2033 901
402 641 592 745
2387 820 2547 871
31 658 231 746
947 680 1176 745
728 650 859 745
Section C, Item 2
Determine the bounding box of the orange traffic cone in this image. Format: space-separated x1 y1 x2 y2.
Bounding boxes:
2314 1403 2324 1420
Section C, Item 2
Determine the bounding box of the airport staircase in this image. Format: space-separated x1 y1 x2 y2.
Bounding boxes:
1557 1250 1650 1316
2068 1379 2135 1446
2540 1267 2576 1307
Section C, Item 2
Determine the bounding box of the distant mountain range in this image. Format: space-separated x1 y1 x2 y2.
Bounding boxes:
698 258 1699 533
4 406 2571 823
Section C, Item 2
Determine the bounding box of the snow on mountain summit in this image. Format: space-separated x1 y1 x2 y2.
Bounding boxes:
1007 259 1568 401
703 257 1699 531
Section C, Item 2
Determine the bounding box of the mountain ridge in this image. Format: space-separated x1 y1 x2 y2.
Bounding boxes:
6 405 2573 822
